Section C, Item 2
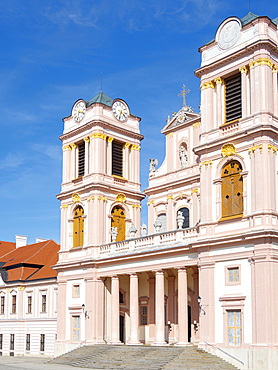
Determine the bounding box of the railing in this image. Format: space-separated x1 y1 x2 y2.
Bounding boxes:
98 227 198 258
203 341 244 367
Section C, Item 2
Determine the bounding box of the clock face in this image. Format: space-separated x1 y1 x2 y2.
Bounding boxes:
73 101 86 122
218 20 241 50
112 101 128 122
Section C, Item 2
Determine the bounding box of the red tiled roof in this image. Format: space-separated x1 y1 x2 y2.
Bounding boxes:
0 240 59 282
0 241 16 257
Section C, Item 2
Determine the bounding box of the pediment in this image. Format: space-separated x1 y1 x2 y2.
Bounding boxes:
162 106 200 133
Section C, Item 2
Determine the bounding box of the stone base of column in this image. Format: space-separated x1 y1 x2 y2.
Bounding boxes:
127 341 143 346
174 342 191 347
151 341 168 346
108 341 124 345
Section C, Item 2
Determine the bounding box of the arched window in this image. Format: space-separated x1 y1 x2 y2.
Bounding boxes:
157 213 166 233
73 206 84 248
221 161 243 219
111 206 126 242
177 207 189 229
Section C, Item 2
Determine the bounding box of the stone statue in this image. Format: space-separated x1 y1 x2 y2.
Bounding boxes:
111 226 118 242
176 211 185 229
149 158 158 173
140 222 147 237
179 146 188 168
153 217 162 233
129 223 137 239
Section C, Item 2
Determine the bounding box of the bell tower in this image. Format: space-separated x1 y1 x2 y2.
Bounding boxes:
57 91 144 251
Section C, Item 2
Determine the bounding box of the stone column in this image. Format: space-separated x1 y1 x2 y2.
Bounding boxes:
148 273 155 340
153 270 166 345
239 66 249 118
206 81 215 131
71 143 77 179
129 273 141 345
148 201 155 235
110 275 121 344
167 275 175 323
177 268 188 345
89 134 95 174
62 145 72 183
107 137 113 176
273 65 278 117
166 196 173 231
214 77 223 127
123 143 130 179
84 137 90 175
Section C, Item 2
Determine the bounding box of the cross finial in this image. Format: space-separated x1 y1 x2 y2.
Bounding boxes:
178 84 190 107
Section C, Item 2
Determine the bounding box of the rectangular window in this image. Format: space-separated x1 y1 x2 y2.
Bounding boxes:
112 141 123 177
42 295 46 313
72 316 80 343
73 285 80 298
0 334 3 350
78 142 85 177
0 297 4 314
225 74 242 123
12 296 16 314
26 334 30 351
27 296 32 313
227 310 241 346
40 334 45 352
228 267 239 283
140 306 148 326
10 334 14 351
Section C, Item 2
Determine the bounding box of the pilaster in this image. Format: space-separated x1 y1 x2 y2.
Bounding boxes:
110 275 121 344
153 270 166 345
176 268 188 345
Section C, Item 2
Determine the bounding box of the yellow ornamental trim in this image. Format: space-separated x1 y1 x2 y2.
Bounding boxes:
83 137 90 143
90 133 107 140
87 196 95 202
167 195 173 202
239 66 249 75
124 142 131 148
147 200 155 206
108 137 114 143
214 77 224 85
60 204 69 209
116 193 126 203
18 286 25 291
199 160 213 168
62 145 72 151
166 132 173 138
193 121 201 128
98 196 107 203
221 143 236 157
131 204 141 209
249 144 263 156
268 144 277 155
71 143 77 149
131 144 140 151
200 81 215 90
6 288 10 292
191 189 199 195
249 58 273 69
72 193 81 203
272 65 278 73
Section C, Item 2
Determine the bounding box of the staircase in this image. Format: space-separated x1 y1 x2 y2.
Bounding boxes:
51 345 238 369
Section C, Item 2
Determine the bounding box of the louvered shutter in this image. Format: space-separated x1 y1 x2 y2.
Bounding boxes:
225 74 242 123
78 142 85 177
112 141 123 177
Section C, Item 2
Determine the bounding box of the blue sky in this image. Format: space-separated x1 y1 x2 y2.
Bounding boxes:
1 0 278 244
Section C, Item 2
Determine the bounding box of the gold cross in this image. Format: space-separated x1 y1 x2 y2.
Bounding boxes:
178 84 190 107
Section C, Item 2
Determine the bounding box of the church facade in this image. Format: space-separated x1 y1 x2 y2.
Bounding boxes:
53 12 278 369
0 11 277 370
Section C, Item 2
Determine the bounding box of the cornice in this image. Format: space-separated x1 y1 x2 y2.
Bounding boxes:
59 118 144 143
195 39 278 78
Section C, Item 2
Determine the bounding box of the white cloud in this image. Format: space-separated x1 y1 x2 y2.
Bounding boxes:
0 152 25 170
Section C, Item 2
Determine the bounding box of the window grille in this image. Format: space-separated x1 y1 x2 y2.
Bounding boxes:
140 306 148 326
0 297 4 314
40 334 45 352
12 296 16 314
73 206 84 248
26 334 30 351
28 296 32 313
10 334 14 351
42 295 46 313
227 310 241 346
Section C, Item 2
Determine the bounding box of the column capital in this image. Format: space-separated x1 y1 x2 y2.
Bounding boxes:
239 65 249 75
177 267 188 273
214 77 224 85
129 272 138 278
71 143 77 149
153 269 164 275
111 275 119 280
83 136 90 143
108 136 114 143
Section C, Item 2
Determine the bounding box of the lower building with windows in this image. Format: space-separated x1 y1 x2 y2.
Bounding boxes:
0 237 59 357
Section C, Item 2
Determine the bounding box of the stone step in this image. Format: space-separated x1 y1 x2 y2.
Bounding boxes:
51 345 238 369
